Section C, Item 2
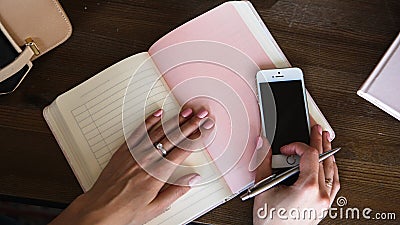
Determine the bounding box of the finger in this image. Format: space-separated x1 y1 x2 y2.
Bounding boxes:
310 124 323 154
163 146 192 167
125 109 164 149
322 131 334 193
309 124 326 191
249 136 271 172
146 173 201 214
135 114 212 170
157 109 210 152
255 137 273 182
148 108 193 144
330 160 340 205
322 131 332 153
135 108 193 158
175 117 216 152
146 128 206 182
280 142 319 186
309 115 317 127
158 127 212 176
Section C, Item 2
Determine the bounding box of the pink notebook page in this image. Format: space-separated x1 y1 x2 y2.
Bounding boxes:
148 2 276 193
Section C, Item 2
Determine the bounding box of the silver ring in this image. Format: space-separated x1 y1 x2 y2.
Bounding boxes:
155 142 167 156
325 178 333 188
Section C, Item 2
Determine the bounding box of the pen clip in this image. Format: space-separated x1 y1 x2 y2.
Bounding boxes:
248 173 276 192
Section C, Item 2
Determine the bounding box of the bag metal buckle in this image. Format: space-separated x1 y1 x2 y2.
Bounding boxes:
25 37 40 56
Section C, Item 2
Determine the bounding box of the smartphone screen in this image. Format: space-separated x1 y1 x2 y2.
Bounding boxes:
259 80 310 155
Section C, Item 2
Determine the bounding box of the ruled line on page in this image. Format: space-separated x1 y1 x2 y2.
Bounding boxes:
70 64 179 168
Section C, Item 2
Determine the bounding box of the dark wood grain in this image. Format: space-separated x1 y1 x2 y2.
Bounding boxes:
0 0 399 224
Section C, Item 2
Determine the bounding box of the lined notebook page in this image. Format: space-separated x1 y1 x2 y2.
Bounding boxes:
55 52 179 189
48 52 232 225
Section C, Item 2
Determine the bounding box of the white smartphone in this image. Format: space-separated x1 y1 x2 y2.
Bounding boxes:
256 68 310 169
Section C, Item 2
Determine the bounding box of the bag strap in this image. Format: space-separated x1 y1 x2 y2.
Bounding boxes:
0 46 34 83
0 20 39 83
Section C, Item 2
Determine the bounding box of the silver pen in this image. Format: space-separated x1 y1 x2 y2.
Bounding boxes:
241 147 341 201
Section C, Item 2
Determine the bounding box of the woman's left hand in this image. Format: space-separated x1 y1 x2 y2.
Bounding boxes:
50 108 214 225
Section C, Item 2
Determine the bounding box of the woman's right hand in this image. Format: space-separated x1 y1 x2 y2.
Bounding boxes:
253 125 340 225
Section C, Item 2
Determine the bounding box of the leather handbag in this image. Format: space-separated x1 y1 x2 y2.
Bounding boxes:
0 0 72 94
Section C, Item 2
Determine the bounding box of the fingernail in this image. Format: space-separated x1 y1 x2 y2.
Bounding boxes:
180 108 193 118
202 118 214 129
189 174 202 187
256 136 263 150
316 124 322 135
196 109 209 119
325 131 331 142
153 109 163 117
249 138 270 172
176 173 202 187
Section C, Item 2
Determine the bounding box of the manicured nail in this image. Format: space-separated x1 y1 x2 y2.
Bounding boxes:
176 173 201 187
256 136 263 150
196 109 209 119
202 118 214 129
180 108 193 118
153 109 163 117
316 124 322 135
249 138 270 172
325 131 331 142
189 174 202 187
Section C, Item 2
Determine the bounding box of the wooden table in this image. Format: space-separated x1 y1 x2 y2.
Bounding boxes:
0 0 399 224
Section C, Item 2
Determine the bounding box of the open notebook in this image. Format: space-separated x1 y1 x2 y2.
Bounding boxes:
43 2 335 224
